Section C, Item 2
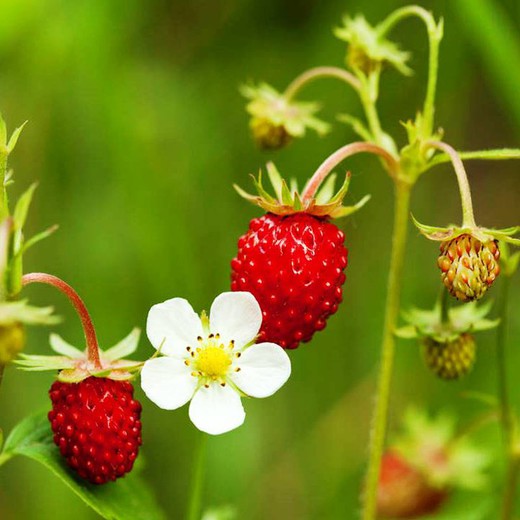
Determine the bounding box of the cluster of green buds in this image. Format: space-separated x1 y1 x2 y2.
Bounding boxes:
0 117 59 367
396 296 498 380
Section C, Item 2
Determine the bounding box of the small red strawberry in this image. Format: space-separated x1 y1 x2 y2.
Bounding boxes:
17 273 144 485
48 377 142 484
231 163 368 349
377 451 446 518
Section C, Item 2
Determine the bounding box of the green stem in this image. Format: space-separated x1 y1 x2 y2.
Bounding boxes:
301 142 399 201
284 66 361 100
358 70 385 148
497 276 513 449
502 456 520 520
440 286 449 324
0 152 7 222
497 274 519 519
362 180 412 520
425 141 476 228
426 148 520 170
187 433 207 520
377 5 442 136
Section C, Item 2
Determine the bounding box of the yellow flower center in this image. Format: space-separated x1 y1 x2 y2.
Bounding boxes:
196 346 232 379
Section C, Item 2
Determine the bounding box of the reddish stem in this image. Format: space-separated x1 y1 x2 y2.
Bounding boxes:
301 142 399 201
22 273 102 369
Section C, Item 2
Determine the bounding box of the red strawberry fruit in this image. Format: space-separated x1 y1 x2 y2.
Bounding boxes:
377 451 446 518
231 163 368 349
48 377 142 484
17 272 144 485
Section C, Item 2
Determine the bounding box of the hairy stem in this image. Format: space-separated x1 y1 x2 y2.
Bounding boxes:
426 148 520 170
187 433 207 520
0 152 7 222
362 181 412 520
498 274 519 519
21 273 101 369
284 66 361 100
378 5 441 136
425 141 476 228
301 142 398 201
359 73 385 147
502 457 520 520
497 276 513 449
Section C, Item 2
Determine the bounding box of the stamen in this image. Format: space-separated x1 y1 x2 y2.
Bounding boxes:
208 333 214 339
235 367 241 372
197 336 203 342
220 382 226 387
204 384 209 388
236 352 241 358
186 346 191 352
184 360 190 366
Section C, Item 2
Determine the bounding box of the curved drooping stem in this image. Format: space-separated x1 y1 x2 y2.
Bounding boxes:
22 273 101 369
362 181 412 519
377 5 442 136
301 142 399 201
284 66 361 100
424 141 477 228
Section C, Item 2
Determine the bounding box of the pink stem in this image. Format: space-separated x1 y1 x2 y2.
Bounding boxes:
301 142 399 201
22 273 102 369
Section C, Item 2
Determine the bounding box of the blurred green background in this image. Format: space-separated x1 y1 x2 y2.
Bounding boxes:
0 0 520 518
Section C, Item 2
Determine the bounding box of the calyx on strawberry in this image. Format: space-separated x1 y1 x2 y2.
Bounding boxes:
414 218 520 303
17 328 144 484
377 408 490 518
231 162 369 349
396 295 498 380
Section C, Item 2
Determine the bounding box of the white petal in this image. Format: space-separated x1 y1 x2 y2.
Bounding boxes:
188 384 245 435
140 357 197 410
231 342 291 398
146 298 203 357
209 292 262 348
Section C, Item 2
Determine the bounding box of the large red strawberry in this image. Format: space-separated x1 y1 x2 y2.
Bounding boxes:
231 163 368 349
48 377 142 484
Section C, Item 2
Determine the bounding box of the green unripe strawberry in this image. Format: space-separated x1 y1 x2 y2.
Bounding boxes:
438 235 500 302
422 333 475 380
0 322 25 365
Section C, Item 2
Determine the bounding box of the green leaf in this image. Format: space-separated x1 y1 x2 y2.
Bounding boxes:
23 224 59 253
6 121 28 154
1 412 166 520
13 182 37 231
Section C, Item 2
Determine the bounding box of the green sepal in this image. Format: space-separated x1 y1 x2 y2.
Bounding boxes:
393 407 490 490
396 299 499 343
15 354 75 371
103 328 141 361
50 333 84 358
235 165 370 219
23 224 59 254
412 214 520 245
0 300 59 326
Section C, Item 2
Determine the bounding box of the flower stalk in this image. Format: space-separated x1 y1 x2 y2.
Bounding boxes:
362 180 412 519
424 141 477 228
284 66 361 99
187 433 207 520
21 273 101 369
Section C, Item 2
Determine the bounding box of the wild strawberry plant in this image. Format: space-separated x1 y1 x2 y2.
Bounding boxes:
0 4 520 520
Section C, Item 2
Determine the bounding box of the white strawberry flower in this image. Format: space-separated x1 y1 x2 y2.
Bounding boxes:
141 292 291 435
